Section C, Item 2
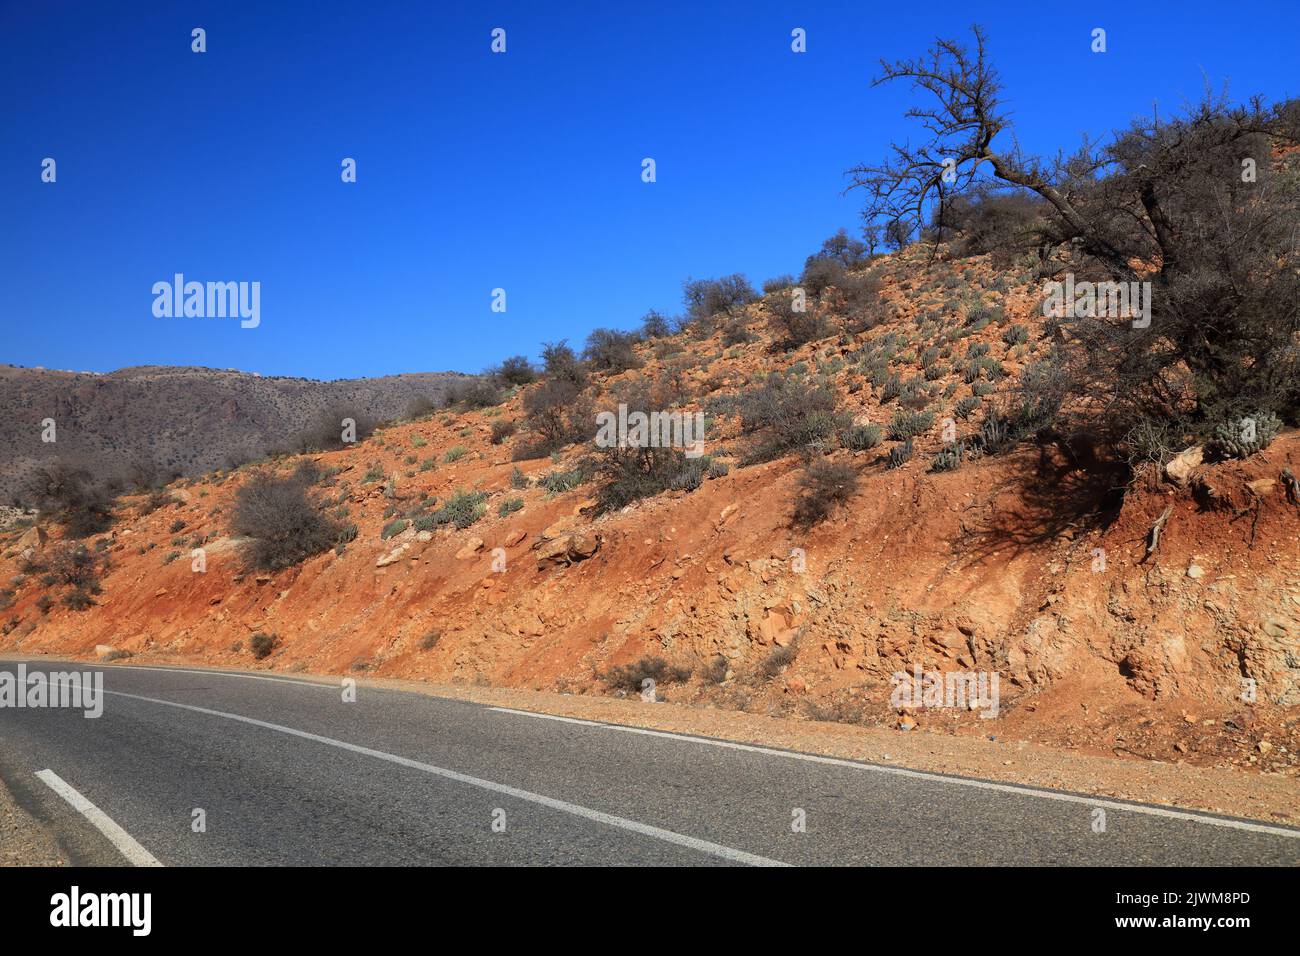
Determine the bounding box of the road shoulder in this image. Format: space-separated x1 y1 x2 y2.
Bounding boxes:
0 768 69 867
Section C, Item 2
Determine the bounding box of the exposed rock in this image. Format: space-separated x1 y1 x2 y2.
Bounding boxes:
14 526 46 553
455 537 484 560
536 532 601 569
1164 446 1203 486
1247 478 1276 497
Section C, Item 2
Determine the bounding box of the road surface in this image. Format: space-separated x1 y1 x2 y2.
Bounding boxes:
1 660 1296 866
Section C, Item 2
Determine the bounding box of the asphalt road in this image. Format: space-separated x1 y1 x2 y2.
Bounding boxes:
1 660 1297 866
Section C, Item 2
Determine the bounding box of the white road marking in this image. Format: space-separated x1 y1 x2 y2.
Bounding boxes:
488 707 1300 840
34 769 163 867
100 664 335 688
91 689 788 867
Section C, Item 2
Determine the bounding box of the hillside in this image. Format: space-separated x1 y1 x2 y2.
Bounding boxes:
0 365 470 502
2 244 1298 787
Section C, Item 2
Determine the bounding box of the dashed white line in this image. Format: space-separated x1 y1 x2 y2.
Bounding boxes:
34 769 163 867
488 707 1300 840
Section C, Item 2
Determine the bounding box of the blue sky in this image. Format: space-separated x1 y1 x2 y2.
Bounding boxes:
3 0 1297 380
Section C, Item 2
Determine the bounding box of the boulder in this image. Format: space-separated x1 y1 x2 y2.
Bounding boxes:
15 525 47 553
455 537 485 560
536 533 601 569
1164 446 1203 486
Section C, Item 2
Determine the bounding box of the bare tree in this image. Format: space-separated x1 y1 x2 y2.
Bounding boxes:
848 25 1300 442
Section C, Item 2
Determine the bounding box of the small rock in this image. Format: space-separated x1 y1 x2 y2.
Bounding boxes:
1164 446 1203 486
454 537 484 560
1186 565 1205 580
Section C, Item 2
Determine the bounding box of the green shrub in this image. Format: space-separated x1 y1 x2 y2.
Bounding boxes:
540 464 589 495
878 374 904 403
888 409 935 441
498 497 524 517
432 490 488 529
841 424 883 450
594 447 709 512
737 374 846 463
381 518 408 540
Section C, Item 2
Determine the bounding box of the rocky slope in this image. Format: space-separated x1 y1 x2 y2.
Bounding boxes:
0 364 470 501
3 245 1297 781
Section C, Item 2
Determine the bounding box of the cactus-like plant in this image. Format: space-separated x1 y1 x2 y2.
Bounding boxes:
930 442 966 472
954 396 981 420
886 438 914 469
1206 411 1281 460
979 410 1013 453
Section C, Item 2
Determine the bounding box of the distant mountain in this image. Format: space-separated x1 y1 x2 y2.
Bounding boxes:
0 364 471 501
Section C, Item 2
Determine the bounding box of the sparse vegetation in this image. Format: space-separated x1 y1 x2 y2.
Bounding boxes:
603 656 692 693
249 632 278 660
430 490 488 529
230 470 341 571
22 463 115 538
737 373 847 463
792 460 858 526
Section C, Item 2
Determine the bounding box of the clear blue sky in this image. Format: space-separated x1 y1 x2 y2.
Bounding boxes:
3 0 1297 380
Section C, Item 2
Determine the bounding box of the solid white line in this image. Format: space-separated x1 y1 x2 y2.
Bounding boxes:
94 689 788 867
34 769 163 867
488 707 1300 839
100 664 335 688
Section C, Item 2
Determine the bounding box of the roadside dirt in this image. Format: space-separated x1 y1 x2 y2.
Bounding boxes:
0 773 67 867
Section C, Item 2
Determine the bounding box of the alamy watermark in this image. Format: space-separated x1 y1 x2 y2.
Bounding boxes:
152 274 260 328
0 664 103 718
1042 273 1150 328
595 403 705 457
889 665 999 718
